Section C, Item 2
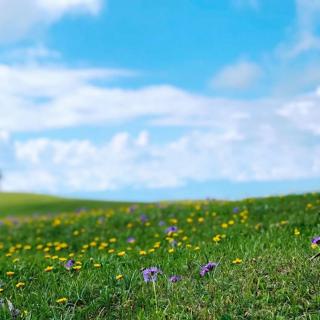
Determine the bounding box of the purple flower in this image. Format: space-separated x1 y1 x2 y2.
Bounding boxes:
140 214 148 223
169 275 182 283
200 262 218 277
127 237 136 243
142 267 162 282
165 226 178 234
64 259 75 270
312 236 320 245
158 220 166 227
128 205 137 213
233 207 239 213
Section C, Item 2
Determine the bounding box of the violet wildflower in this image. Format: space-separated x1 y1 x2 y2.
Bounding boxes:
142 267 162 282
158 220 166 227
200 262 218 277
64 259 75 270
165 226 178 234
140 214 148 223
169 275 182 283
128 205 137 213
127 237 135 243
233 207 239 213
312 236 320 245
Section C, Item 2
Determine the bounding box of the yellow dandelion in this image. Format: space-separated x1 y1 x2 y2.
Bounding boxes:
56 297 68 304
94 263 101 268
16 282 25 288
44 266 54 272
116 274 123 280
6 271 14 277
232 258 242 264
73 265 82 271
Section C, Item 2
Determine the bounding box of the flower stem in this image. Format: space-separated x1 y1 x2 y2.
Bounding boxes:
152 280 158 315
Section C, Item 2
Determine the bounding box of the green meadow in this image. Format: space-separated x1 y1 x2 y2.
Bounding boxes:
0 192 319 319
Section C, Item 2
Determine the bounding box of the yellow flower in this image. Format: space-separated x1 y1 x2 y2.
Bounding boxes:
16 282 25 288
198 217 204 223
232 258 242 264
228 220 235 225
109 238 117 243
44 266 54 272
213 235 221 243
6 271 14 277
116 274 123 281
117 251 126 257
108 249 115 254
139 250 147 255
94 263 101 268
73 265 82 271
0 288 4 293
56 297 68 304
221 223 228 229
90 241 97 247
294 228 300 236
168 248 174 253
311 243 317 249
306 203 313 210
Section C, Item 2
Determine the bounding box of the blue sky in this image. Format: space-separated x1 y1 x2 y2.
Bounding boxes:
0 0 320 201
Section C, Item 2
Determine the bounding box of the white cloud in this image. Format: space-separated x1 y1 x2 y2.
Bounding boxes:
277 0 320 58
0 0 103 42
210 60 262 90
0 130 10 143
0 59 320 193
278 89 320 135
4 120 320 193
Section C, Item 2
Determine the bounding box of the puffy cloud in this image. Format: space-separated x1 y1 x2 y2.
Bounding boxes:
0 0 103 42
0 130 10 143
277 0 320 58
5 121 320 193
1 59 320 194
210 60 262 91
277 88 320 135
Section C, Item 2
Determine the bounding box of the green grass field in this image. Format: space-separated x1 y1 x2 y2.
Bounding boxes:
0 192 319 319
0 193 134 217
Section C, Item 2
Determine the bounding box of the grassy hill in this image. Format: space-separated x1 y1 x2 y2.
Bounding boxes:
0 192 135 217
0 192 319 319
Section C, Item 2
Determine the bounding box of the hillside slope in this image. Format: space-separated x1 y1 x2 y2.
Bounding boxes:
0 192 135 216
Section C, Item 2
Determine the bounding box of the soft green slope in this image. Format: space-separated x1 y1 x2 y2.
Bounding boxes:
0 192 319 319
0 192 135 216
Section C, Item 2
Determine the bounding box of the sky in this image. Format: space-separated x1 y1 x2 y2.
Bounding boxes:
0 0 320 201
